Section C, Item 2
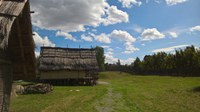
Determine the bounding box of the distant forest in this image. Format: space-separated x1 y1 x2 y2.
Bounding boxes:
102 45 200 77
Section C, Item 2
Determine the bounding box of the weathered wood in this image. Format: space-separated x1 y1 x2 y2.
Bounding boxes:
0 0 35 111
0 60 12 112
16 17 27 77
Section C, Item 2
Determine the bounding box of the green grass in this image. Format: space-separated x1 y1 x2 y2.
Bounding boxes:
10 72 200 112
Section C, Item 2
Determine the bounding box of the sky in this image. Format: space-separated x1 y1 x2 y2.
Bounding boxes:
30 0 200 65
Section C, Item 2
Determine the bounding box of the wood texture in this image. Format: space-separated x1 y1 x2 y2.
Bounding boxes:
0 0 35 111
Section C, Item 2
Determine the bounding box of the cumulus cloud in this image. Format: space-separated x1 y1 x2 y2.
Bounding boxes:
105 54 118 64
190 25 200 32
121 58 135 65
93 33 111 44
90 30 136 44
30 0 128 32
168 32 178 38
56 31 77 41
33 32 55 47
152 44 188 53
81 34 93 42
103 6 129 25
165 0 187 6
118 0 142 8
123 42 139 54
141 28 165 41
110 30 136 42
103 46 135 64
105 53 135 65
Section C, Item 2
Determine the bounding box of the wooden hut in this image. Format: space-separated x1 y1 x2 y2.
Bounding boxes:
39 47 99 86
0 0 35 111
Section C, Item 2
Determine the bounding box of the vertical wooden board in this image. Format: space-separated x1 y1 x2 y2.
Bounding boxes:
0 61 13 112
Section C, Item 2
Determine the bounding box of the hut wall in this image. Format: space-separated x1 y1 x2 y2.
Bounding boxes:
0 60 12 112
40 71 86 79
6 1 36 80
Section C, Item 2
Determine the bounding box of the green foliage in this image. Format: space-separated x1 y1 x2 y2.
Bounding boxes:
10 72 200 112
116 59 121 66
95 46 105 71
131 45 200 76
132 57 142 72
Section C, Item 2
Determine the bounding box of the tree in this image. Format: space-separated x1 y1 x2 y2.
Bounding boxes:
133 57 141 73
116 59 121 72
95 46 105 71
131 45 200 76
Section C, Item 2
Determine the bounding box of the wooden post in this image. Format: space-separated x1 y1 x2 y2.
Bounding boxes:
0 58 12 112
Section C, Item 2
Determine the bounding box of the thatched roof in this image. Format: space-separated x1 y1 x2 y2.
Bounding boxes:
39 47 99 71
0 0 36 80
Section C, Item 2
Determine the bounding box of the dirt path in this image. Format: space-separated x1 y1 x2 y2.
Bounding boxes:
95 87 130 112
97 81 110 85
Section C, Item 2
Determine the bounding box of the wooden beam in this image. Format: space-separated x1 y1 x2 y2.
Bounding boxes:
30 11 34 13
0 13 18 17
16 18 27 77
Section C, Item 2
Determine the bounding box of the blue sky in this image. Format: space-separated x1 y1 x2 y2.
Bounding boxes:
31 0 200 65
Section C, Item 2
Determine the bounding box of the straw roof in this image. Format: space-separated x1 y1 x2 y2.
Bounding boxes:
0 0 36 80
39 47 99 71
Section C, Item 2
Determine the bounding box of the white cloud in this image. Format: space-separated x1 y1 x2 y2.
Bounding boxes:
105 53 135 65
103 6 129 25
163 26 188 37
81 34 93 42
118 0 142 8
165 0 187 6
103 46 135 65
33 32 55 47
121 58 135 65
30 0 128 32
141 28 165 41
110 30 136 42
107 51 114 55
168 32 178 38
91 29 135 44
56 31 77 42
35 51 40 57
190 25 200 32
108 48 114 52
133 25 143 33
93 33 111 44
152 44 188 53
101 45 110 48
123 42 139 54
105 54 118 64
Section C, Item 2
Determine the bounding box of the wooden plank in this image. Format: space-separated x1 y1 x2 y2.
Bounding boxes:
16 18 27 77
0 0 27 17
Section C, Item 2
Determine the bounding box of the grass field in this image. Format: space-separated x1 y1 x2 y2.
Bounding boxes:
10 72 200 112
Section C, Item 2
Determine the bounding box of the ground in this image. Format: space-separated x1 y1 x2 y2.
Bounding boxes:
10 72 200 112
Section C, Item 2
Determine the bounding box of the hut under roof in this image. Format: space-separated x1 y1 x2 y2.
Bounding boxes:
0 0 35 111
39 47 99 85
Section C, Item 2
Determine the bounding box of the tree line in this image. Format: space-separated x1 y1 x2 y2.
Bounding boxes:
103 45 200 76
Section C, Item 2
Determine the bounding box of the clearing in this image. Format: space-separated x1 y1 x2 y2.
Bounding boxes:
10 72 200 112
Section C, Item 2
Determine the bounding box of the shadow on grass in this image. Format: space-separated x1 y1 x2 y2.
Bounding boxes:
192 86 200 92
